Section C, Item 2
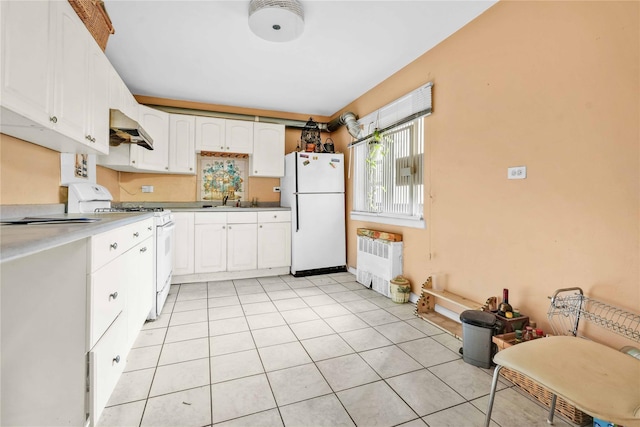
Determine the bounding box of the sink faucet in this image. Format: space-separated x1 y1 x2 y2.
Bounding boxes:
222 194 229 206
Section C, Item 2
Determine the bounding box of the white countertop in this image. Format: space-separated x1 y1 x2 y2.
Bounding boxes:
169 207 291 212
0 212 154 263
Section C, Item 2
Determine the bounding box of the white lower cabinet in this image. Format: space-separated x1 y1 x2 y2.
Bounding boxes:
0 216 154 427
227 223 258 271
194 213 227 273
173 212 195 275
88 218 154 424
0 240 88 426
174 210 290 282
258 211 292 269
89 313 127 427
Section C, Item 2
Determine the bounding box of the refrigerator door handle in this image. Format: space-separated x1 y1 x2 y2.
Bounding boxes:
295 193 300 232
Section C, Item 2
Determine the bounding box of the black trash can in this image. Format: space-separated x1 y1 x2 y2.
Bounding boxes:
459 310 497 368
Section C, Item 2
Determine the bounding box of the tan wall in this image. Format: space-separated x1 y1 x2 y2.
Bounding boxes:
333 1 639 348
0 134 64 204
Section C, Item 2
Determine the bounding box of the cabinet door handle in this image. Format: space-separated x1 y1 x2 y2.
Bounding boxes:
140 247 147 253
85 135 92 141
109 291 118 300
259 225 263 228
110 242 118 250
113 355 121 364
133 232 140 237
49 116 57 123
148 226 153 231
255 170 258 173
228 226 231 229
273 215 277 218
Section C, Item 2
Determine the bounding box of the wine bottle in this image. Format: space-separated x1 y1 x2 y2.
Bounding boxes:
498 288 513 316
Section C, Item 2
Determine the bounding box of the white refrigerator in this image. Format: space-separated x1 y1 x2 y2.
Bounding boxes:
280 152 347 276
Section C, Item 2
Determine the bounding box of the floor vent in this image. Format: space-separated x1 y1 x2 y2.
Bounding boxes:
356 235 403 297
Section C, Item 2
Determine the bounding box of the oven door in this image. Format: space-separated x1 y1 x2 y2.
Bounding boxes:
149 220 175 320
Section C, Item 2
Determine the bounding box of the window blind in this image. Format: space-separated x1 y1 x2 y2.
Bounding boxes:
349 82 432 148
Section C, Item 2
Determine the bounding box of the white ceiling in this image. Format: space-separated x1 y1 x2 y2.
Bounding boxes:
103 1 497 117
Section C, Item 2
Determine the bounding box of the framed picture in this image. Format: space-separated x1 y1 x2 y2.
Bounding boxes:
60 153 97 186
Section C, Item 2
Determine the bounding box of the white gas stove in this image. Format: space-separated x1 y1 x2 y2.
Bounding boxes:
67 183 174 321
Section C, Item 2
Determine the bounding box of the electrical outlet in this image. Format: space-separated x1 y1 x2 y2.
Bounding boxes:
141 185 154 193
273 186 281 192
507 166 527 180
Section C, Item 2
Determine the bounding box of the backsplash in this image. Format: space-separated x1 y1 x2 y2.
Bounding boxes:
198 155 247 202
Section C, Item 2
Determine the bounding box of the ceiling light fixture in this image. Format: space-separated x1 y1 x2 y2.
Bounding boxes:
248 0 304 43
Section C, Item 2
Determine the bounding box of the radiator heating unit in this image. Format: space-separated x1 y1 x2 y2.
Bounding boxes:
356 234 403 297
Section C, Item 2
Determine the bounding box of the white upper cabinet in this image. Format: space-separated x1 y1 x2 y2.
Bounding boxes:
250 123 285 177
0 0 109 155
53 2 87 144
108 65 138 122
132 105 170 172
0 0 53 126
195 116 225 153
169 114 196 174
99 108 194 174
86 42 110 154
195 117 254 154
226 119 253 153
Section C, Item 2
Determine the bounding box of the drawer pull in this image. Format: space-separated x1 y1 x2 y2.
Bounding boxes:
140 247 147 253
113 355 121 364
109 292 118 300
274 215 277 218
133 232 140 237
110 242 118 250
49 116 57 123
259 225 263 228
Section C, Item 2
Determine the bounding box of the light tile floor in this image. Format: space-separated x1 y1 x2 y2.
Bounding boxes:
98 273 577 427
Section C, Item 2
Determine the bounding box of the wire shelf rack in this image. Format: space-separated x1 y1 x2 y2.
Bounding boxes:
547 287 640 343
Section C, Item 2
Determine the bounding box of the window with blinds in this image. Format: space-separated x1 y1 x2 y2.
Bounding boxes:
350 83 430 228
352 119 424 225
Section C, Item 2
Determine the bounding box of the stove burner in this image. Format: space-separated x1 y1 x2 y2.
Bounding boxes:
94 207 165 213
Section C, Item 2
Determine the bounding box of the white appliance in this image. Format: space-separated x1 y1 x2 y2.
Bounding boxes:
67 183 174 321
67 183 113 213
148 212 174 320
280 152 346 276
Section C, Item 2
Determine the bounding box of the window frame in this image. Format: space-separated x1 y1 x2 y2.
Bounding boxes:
350 117 426 229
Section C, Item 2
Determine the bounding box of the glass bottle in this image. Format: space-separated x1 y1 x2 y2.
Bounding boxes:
499 288 513 316
523 326 533 341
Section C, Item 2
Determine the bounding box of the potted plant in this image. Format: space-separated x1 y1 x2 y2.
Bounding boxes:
366 128 390 210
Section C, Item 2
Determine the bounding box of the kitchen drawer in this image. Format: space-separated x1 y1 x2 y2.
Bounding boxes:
227 211 257 224
194 212 226 224
258 211 291 223
89 313 127 426
91 218 154 271
89 254 125 348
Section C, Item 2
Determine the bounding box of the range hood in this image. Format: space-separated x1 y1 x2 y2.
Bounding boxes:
109 110 153 150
